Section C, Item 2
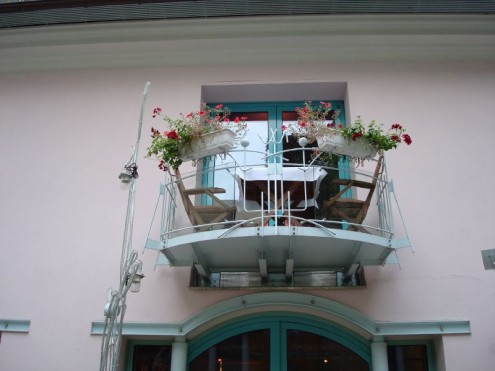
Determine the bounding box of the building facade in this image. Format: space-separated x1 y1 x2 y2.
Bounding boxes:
1 1 495 370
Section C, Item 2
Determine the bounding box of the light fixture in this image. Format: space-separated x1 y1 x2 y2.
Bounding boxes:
481 249 495 270
119 162 138 184
118 168 133 183
129 260 144 293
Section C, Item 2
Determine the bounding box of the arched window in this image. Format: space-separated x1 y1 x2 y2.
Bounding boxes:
188 315 370 371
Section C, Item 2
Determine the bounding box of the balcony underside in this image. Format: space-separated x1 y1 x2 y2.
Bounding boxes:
161 225 400 288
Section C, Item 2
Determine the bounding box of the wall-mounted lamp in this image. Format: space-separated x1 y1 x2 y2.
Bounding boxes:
129 260 144 293
119 162 138 184
481 249 495 270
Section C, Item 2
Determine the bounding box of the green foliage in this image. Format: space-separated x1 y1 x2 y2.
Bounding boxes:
146 104 247 170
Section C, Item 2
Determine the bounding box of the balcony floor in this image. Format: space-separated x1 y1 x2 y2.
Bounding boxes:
161 225 396 274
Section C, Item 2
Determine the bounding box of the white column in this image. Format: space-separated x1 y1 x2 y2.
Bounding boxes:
371 336 389 371
171 338 188 371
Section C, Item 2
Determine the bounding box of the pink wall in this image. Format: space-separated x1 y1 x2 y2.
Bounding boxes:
1 62 494 370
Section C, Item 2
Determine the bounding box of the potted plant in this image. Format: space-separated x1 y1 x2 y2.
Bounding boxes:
146 103 247 170
319 116 412 160
285 101 412 160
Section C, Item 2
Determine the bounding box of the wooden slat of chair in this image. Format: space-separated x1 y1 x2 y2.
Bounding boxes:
174 169 236 229
323 156 383 231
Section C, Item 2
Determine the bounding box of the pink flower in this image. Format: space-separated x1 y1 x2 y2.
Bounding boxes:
300 121 306 128
215 104 223 109
223 118 230 123
241 116 248 120
215 115 221 120
320 101 331 109
186 112 193 118
198 111 206 116
281 125 287 131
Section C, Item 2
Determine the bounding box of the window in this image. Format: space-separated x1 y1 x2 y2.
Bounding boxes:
188 316 370 370
126 341 172 371
388 343 433 371
203 101 346 219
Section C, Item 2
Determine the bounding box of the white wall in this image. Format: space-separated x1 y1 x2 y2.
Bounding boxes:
1 61 494 370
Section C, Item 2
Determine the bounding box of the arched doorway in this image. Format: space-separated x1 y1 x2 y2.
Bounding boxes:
188 314 370 371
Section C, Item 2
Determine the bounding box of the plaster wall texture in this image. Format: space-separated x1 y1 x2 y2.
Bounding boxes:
1 61 494 370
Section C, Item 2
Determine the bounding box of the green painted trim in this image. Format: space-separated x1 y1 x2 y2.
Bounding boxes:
0 319 30 333
187 316 279 361
91 292 470 338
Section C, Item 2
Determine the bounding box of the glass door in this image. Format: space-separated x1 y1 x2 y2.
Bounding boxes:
188 317 370 371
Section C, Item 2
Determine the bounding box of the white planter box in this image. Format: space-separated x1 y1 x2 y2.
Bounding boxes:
317 134 377 159
180 129 236 161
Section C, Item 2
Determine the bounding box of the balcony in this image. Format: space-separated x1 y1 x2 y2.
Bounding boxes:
145 146 411 289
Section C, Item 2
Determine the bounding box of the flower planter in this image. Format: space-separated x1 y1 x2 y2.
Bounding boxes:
317 134 377 159
180 129 236 161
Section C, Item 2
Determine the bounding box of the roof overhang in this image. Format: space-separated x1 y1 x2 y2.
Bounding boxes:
1 13 494 72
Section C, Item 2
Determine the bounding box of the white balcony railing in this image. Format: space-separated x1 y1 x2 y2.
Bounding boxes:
145 147 411 288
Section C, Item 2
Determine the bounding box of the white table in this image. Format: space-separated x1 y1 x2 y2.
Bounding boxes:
234 165 327 212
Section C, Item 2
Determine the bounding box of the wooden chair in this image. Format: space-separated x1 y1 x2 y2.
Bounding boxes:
323 157 383 232
174 169 236 230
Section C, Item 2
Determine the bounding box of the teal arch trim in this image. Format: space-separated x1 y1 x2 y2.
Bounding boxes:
91 292 470 337
187 313 372 365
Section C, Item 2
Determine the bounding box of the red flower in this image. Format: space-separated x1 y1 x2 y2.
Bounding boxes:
234 117 240 123
390 134 400 142
166 130 179 140
198 111 206 116
352 132 363 141
299 121 306 128
320 101 331 109
337 124 343 129
391 123 402 130
223 118 230 123
152 107 162 118
241 116 248 121
402 134 412 145
327 122 335 127
281 125 287 131
158 160 168 172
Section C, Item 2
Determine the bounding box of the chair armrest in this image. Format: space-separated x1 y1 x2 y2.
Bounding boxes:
332 179 374 189
183 187 227 196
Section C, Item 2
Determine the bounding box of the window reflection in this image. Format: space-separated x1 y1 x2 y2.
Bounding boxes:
189 329 270 371
212 112 269 201
286 330 368 371
388 345 429 371
132 344 171 371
